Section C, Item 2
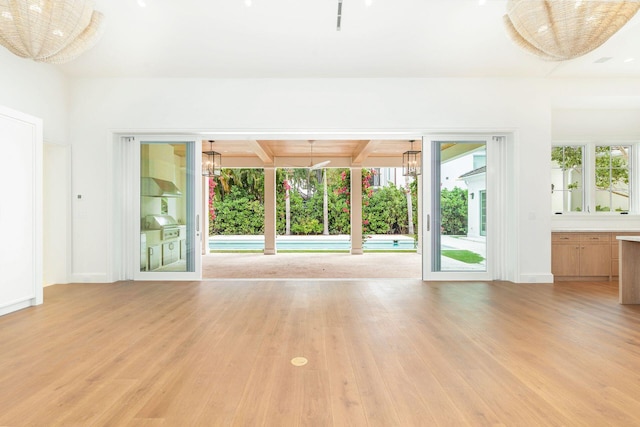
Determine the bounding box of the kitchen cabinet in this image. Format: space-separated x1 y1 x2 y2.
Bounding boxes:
552 232 610 280
611 232 640 278
140 234 148 271
162 241 180 265
180 239 186 260
148 245 161 270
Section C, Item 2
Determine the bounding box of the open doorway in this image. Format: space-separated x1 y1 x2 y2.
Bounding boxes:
200 139 422 279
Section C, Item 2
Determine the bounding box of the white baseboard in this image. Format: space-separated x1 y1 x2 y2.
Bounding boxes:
69 273 112 283
517 273 554 284
0 298 37 316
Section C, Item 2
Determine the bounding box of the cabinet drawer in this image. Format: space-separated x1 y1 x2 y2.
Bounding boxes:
580 233 610 242
552 233 580 243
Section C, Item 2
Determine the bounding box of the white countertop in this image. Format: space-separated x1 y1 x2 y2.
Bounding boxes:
616 236 640 242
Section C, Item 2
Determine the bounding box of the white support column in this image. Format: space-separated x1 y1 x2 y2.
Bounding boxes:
264 166 277 255
351 166 363 255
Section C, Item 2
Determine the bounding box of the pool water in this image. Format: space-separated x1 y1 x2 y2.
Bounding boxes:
209 236 416 251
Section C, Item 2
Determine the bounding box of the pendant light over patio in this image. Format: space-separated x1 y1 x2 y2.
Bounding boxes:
503 0 640 61
403 140 421 177
202 140 221 177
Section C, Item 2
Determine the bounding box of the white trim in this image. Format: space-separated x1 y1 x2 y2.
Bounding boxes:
69 273 112 283
0 298 35 316
518 274 554 284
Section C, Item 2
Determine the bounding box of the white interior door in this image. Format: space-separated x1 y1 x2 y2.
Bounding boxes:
133 137 202 281
0 106 42 315
422 135 495 281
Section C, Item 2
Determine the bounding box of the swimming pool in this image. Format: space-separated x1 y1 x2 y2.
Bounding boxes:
208 236 416 251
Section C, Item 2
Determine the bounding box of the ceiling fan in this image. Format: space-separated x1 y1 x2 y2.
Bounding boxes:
306 140 330 170
284 140 331 170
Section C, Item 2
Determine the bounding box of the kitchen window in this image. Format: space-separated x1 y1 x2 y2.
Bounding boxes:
552 144 633 214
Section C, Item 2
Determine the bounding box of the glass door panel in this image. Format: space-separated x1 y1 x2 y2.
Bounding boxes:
135 139 201 280
424 138 491 280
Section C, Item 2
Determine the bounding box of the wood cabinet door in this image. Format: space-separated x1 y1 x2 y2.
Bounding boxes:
552 244 580 276
580 244 611 276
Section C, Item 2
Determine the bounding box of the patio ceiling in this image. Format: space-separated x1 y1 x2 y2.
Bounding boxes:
202 139 414 168
199 139 481 168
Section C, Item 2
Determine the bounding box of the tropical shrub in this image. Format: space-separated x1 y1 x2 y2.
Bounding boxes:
210 167 418 236
211 186 264 234
440 187 468 235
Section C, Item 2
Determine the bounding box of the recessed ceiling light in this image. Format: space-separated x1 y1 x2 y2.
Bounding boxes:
245 0 252 6
624 57 635 63
137 0 147 7
365 0 373 6
478 0 486 5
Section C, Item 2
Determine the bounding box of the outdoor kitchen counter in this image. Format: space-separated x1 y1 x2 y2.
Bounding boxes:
617 236 640 304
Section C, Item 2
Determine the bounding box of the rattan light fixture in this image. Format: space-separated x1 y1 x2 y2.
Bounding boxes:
504 0 640 61
0 0 104 63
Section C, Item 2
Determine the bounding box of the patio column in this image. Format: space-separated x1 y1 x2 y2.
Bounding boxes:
350 166 363 255
264 165 277 255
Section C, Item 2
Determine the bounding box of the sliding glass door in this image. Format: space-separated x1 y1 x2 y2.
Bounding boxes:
133 137 202 280
423 136 493 280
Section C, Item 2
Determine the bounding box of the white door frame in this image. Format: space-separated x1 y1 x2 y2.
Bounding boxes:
422 134 508 281
122 135 202 281
110 129 512 282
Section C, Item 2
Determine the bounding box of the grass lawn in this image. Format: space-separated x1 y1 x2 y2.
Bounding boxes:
441 249 484 264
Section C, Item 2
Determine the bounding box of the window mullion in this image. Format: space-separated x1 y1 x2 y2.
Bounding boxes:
585 144 596 213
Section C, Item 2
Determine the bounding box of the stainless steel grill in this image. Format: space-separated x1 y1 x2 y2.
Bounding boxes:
143 214 180 240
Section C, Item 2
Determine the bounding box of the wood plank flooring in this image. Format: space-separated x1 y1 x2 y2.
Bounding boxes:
2 279 640 426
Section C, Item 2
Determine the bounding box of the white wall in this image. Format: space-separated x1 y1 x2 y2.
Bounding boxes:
551 101 640 232
67 77 555 283
0 49 68 144
0 49 70 286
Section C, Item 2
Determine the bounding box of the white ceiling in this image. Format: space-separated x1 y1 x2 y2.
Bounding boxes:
56 0 640 79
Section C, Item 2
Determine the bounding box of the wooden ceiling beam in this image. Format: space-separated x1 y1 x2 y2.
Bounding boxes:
247 140 274 164
351 140 381 164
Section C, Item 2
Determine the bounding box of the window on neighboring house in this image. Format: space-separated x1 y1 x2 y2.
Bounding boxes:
551 144 632 214
372 168 381 187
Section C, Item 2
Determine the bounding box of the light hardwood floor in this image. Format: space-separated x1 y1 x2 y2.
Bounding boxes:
2 279 640 426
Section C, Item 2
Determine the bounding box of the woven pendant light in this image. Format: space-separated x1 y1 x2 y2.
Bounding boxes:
0 0 104 63
504 0 640 61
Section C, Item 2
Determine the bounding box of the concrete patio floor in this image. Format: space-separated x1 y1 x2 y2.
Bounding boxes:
202 252 422 279
202 235 486 279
